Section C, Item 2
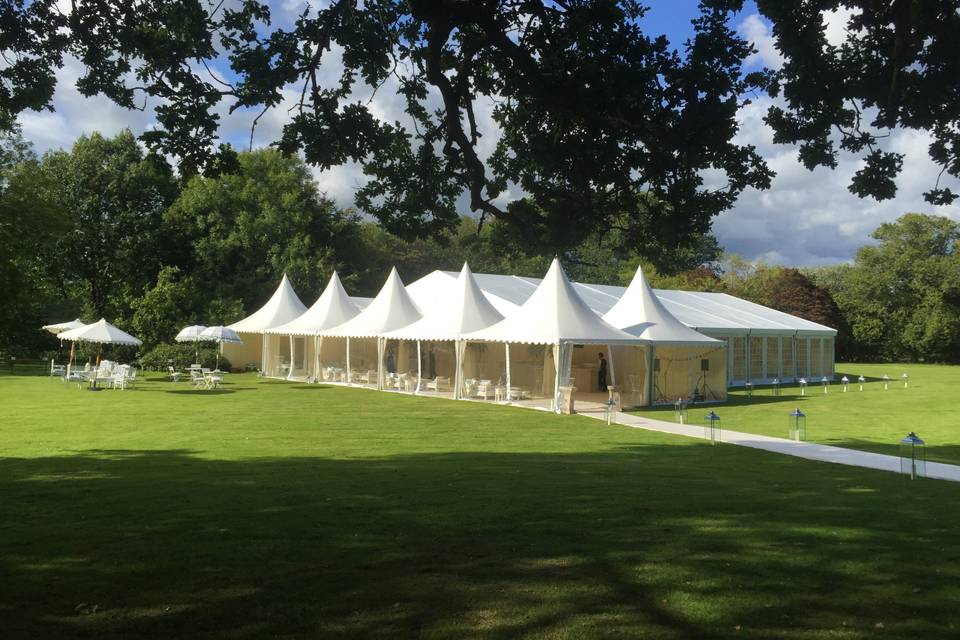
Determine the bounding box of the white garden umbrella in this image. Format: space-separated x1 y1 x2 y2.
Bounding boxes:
175 325 209 363
200 326 243 370
59 318 142 366
42 318 87 335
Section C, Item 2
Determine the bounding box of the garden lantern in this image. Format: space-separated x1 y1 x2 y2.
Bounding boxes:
841 375 849 392
772 378 781 396
704 411 721 445
605 398 616 426
883 374 890 390
799 378 807 395
899 432 926 480
902 372 909 388
821 376 829 393
788 408 806 442
674 398 688 424
745 381 753 398
858 375 865 391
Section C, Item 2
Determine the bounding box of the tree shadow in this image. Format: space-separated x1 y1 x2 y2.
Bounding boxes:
287 384 333 391
1 446 958 639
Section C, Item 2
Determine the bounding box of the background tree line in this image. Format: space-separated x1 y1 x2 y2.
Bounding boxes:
2 128 958 364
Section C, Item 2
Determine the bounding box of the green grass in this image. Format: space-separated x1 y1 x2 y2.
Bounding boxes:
631 363 960 466
1 372 959 639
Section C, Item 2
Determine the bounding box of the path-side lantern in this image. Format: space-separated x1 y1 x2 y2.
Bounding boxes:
605 398 616 426
899 432 926 480
772 378 781 396
788 408 806 442
858 375 865 391
841 375 849 392
704 411 721 445
799 378 808 396
674 398 688 424
883 374 890 390
821 376 830 394
745 381 753 398
902 372 909 389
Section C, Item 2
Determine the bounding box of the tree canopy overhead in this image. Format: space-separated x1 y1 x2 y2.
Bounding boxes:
1 0 773 254
755 0 960 205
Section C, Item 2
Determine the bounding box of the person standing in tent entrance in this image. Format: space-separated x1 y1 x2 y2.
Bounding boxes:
428 346 437 379
598 352 608 392
386 348 396 374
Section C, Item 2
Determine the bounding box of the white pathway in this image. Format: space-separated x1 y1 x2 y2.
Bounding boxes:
579 408 960 484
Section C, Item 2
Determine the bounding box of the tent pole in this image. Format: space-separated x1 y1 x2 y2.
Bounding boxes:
607 344 616 388
416 340 422 394
346 337 352 384
552 343 560 413
505 343 511 401
288 334 295 380
454 340 462 400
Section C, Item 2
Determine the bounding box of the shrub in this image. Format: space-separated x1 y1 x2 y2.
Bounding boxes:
138 343 231 371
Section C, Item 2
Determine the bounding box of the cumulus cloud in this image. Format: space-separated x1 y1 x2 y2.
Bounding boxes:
738 13 782 70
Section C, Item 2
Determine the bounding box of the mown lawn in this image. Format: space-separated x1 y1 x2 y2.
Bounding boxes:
1 372 959 639
631 363 960 466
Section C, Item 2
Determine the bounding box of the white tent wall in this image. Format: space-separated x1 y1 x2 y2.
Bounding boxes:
459 342 507 399
420 341 456 392
508 343 555 400
651 345 727 405
347 337 380 387
261 334 292 378
317 337 349 382
782 336 796 379
222 334 262 371
610 345 650 408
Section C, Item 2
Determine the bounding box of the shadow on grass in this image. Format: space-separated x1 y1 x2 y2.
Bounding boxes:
1 446 958 639
162 388 255 395
288 384 333 391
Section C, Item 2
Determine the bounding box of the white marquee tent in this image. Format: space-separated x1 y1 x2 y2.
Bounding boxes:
319 267 422 388
264 271 361 380
222 274 307 371
463 258 646 410
604 265 726 404
383 262 504 394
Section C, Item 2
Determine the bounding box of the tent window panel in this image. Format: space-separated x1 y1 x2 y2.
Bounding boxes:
695 347 727 402
732 337 746 381
809 338 824 378
796 338 809 377
570 345 604 394
318 337 349 382
614 345 648 408
349 337 380 386
824 338 835 377
461 342 507 399
293 337 305 370
507 344 554 398
765 336 780 379
421 341 456 383
653 346 694 404
749 337 764 380
781 337 795 379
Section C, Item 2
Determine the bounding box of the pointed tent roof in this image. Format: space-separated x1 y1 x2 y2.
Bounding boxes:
266 272 361 336
385 263 504 341
320 267 422 338
228 274 308 333
603 265 721 346
58 318 142 346
463 258 644 345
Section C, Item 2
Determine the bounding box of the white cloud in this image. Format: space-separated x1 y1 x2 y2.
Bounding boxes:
738 14 782 70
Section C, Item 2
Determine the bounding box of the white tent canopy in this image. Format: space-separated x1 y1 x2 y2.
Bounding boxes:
42 318 86 335
603 265 722 346
463 258 644 346
228 274 308 333
59 318 142 346
321 267 422 338
385 263 503 341
266 271 360 335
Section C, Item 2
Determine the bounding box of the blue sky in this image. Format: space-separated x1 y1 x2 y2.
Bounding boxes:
16 1 957 266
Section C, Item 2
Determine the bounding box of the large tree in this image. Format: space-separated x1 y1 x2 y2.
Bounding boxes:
755 0 960 204
0 0 773 257
37 131 179 318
